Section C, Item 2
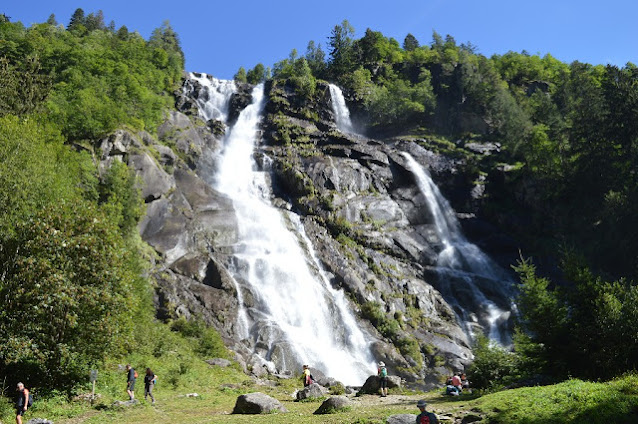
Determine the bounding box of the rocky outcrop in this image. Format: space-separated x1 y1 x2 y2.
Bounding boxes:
96 73 520 391
232 392 288 414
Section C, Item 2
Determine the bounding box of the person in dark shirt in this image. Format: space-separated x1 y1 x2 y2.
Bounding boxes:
15 382 30 424
125 364 136 400
144 368 157 405
416 399 439 424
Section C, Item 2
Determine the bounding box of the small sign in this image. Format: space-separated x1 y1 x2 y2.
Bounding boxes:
90 369 98 382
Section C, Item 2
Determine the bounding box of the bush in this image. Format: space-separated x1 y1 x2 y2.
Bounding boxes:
467 335 519 391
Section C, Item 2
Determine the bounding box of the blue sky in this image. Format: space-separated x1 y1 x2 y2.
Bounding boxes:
3 0 637 80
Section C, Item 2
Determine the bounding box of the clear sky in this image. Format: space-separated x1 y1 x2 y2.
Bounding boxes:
3 0 637 80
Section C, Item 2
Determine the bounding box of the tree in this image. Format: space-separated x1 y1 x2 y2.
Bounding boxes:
0 201 136 388
327 20 356 78
116 25 129 40
0 55 52 117
148 20 185 70
403 33 419 51
305 40 326 77
84 10 105 31
67 8 85 32
246 63 265 84
46 14 58 26
234 66 247 83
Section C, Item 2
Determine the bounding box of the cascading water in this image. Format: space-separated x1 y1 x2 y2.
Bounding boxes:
328 84 355 134
210 83 376 383
184 72 236 122
402 153 514 344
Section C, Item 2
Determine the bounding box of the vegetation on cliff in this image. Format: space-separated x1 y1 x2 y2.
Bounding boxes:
0 9 184 390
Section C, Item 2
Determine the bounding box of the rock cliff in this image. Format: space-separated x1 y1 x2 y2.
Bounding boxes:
96 73 519 389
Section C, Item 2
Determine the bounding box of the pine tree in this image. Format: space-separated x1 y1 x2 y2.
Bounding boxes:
46 14 58 26
67 8 85 31
403 33 419 51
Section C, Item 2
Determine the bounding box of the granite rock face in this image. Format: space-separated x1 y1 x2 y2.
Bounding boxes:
96 75 519 390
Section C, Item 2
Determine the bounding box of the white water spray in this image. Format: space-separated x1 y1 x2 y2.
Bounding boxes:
211 83 375 383
185 72 236 122
402 152 514 344
329 84 355 134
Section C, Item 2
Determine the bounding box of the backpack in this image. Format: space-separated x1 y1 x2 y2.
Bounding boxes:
418 412 433 424
27 393 33 407
380 367 387 378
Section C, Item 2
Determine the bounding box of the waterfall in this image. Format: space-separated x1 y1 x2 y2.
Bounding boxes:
329 84 355 134
402 153 514 344
211 83 376 383
185 72 236 122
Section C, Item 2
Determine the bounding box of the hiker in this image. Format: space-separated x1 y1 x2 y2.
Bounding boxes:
15 382 30 424
451 372 462 391
461 372 470 391
144 368 157 404
125 364 137 400
416 399 439 424
302 364 313 387
377 361 388 397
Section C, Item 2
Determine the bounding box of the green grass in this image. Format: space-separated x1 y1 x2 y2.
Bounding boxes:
2 324 637 424
438 375 638 424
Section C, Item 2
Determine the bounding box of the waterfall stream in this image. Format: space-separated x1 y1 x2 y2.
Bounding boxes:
185 72 236 122
329 84 355 134
402 153 514 344
199 81 375 383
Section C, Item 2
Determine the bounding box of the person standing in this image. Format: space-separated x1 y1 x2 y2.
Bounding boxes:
377 361 388 397
416 399 439 424
125 364 137 400
302 365 313 387
15 382 30 424
144 368 157 404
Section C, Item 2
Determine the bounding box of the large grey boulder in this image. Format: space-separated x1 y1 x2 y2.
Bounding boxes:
313 396 351 414
232 392 288 414
296 383 328 401
386 414 417 424
359 375 402 395
26 419 54 424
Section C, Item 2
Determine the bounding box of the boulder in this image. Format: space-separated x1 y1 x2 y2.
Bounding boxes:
296 383 328 401
358 375 402 395
205 358 231 367
313 396 351 414
232 392 288 414
111 399 139 407
386 414 418 424
26 420 54 424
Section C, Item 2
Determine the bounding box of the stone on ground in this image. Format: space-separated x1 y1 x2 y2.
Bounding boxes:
314 396 352 414
232 392 288 414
